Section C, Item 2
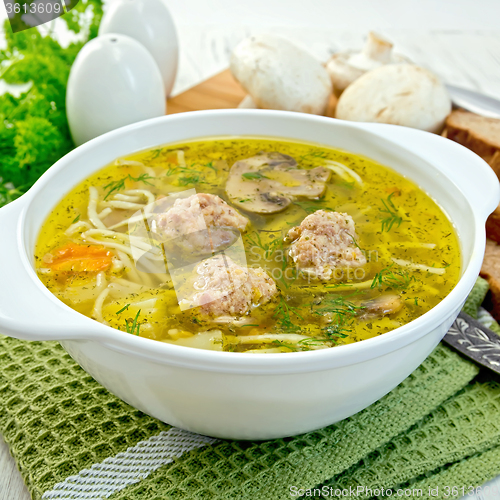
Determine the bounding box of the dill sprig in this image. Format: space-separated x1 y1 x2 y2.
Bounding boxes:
246 232 283 260
103 174 154 200
273 297 303 333
293 200 333 214
321 324 350 344
349 234 362 250
313 295 363 316
205 162 218 174
379 192 406 232
271 337 326 352
371 265 417 290
313 295 364 341
271 340 301 352
124 309 141 335
116 303 131 315
149 148 163 159
277 262 298 290
165 163 211 186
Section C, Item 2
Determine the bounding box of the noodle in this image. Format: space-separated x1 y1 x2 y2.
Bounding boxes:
65 221 92 236
91 273 109 323
88 186 107 229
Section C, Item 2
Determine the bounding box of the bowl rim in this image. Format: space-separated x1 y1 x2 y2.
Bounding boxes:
7 109 499 374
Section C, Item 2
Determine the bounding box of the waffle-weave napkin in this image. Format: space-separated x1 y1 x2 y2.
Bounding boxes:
1 278 500 500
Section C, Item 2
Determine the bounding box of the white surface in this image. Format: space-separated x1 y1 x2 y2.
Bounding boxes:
66 33 166 145
1 0 500 497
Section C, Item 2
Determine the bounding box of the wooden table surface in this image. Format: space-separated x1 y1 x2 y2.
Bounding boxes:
2 28 500 500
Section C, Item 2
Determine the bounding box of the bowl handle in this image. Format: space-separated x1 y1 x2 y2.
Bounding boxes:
0 198 104 341
360 123 500 221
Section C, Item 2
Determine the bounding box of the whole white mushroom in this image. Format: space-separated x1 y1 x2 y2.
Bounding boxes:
335 64 452 133
230 34 332 115
326 32 409 96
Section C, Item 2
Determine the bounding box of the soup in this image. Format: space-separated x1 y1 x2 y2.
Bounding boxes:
35 138 460 353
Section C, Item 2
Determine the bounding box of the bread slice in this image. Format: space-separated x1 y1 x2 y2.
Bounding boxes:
480 238 500 320
446 112 500 317
489 150 500 179
443 110 500 175
486 204 500 244
444 110 500 152
445 111 500 240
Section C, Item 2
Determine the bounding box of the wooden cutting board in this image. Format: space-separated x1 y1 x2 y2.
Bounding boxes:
166 69 337 116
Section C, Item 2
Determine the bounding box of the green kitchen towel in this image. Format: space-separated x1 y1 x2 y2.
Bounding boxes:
0 278 499 500
0 338 479 500
462 276 489 319
323 375 500 497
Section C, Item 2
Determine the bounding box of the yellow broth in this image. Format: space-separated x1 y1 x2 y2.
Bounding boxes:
35 137 460 352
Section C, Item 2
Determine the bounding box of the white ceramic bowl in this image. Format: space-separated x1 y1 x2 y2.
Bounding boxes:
0 110 498 440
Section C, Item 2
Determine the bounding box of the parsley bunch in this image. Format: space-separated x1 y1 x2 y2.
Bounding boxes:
0 0 103 206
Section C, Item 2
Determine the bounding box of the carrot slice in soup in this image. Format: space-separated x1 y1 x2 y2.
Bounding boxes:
46 242 113 273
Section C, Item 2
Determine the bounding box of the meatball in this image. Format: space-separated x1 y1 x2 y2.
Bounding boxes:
154 193 249 256
181 255 278 317
287 210 366 280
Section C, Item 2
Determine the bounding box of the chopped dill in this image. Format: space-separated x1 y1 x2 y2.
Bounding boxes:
379 192 406 232
116 303 131 315
299 150 328 161
103 174 154 200
72 214 80 223
371 265 416 290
